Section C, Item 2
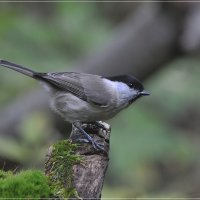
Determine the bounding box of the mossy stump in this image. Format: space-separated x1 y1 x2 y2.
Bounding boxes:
45 122 111 200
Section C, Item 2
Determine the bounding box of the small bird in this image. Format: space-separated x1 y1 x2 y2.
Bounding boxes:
0 60 149 151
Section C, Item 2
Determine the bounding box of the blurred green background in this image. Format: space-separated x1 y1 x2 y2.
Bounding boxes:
0 2 200 199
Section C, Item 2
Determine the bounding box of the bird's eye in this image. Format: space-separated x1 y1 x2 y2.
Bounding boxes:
128 83 133 87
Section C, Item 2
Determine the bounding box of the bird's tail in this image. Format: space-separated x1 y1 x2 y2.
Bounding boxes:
0 60 36 78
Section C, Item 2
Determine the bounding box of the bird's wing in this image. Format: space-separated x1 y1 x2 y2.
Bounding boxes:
36 72 87 101
36 72 113 107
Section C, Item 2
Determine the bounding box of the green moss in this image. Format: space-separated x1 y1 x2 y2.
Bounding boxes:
46 140 82 198
0 140 81 199
0 170 51 199
0 170 13 180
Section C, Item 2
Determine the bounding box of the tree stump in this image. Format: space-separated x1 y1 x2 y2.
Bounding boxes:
45 122 111 200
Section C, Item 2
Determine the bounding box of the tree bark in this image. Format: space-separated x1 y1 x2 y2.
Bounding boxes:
71 122 110 199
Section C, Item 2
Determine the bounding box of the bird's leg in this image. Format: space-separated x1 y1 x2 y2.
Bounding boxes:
72 121 105 152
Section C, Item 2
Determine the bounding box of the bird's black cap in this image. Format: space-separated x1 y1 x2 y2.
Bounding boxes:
105 75 145 91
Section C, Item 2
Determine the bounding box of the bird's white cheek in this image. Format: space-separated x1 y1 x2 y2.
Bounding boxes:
114 82 133 105
130 89 138 98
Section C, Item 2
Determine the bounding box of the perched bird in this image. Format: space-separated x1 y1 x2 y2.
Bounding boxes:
0 60 149 151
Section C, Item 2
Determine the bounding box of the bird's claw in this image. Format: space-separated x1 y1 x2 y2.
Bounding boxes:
73 122 107 154
77 138 90 143
91 140 104 151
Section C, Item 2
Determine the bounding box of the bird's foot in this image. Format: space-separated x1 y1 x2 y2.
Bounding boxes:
76 138 105 152
72 122 106 154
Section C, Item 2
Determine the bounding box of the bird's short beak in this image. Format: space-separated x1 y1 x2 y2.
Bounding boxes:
140 90 150 96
